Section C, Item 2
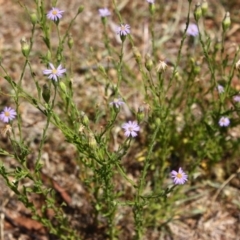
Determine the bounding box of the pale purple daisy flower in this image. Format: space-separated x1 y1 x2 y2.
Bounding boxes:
122 121 140 137
147 0 155 3
110 98 124 108
0 107 17 123
219 116 230 127
98 8 111 17
171 167 188 185
43 63 66 81
217 85 224 94
116 24 131 36
233 95 240 102
47 7 64 21
186 23 199 37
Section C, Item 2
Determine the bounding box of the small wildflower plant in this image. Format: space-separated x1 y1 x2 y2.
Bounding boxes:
0 1 239 240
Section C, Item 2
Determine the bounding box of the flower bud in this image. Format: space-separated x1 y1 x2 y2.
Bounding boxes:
145 54 153 71
98 64 106 75
148 2 155 15
30 13 37 25
133 47 141 64
78 6 84 14
46 50 51 62
222 12 231 32
194 3 202 22
201 0 208 16
137 106 145 122
214 39 222 52
20 38 30 57
193 64 201 75
59 82 67 93
155 118 161 126
88 132 97 148
81 112 89 126
68 35 74 49
42 84 51 103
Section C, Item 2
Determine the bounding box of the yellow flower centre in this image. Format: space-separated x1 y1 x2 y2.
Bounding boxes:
4 111 10 117
121 25 126 31
176 173 182 179
52 10 58 16
52 68 57 74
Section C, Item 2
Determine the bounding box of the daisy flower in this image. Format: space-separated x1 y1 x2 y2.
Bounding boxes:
122 121 140 137
217 85 224 94
171 167 188 185
98 8 111 17
186 23 199 37
218 116 230 127
43 63 66 81
110 98 124 108
116 24 131 36
233 95 240 102
147 0 155 3
47 7 64 22
0 107 17 123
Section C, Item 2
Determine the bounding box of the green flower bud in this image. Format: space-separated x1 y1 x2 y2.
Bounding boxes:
222 12 231 32
98 64 106 75
194 3 202 22
30 13 37 25
81 112 89 126
145 54 153 71
133 47 141 64
155 118 161 126
214 39 222 52
193 64 201 75
42 84 51 103
78 6 84 14
201 0 208 16
149 3 155 15
20 38 30 57
46 50 51 62
88 132 97 148
68 35 74 49
137 106 145 122
59 82 67 93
